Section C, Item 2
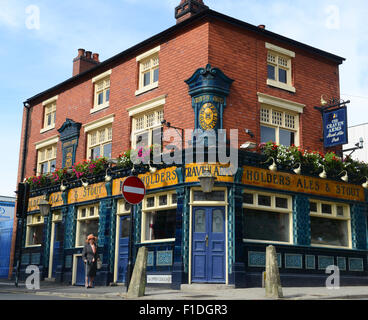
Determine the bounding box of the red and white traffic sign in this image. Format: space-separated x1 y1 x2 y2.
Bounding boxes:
122 176 146 205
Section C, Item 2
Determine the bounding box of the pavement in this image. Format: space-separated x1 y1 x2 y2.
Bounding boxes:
0 280 368 300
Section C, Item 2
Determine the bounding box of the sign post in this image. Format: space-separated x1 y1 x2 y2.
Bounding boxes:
122 176 146 291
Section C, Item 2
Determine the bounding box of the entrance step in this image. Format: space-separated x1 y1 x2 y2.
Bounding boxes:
180 284 235 292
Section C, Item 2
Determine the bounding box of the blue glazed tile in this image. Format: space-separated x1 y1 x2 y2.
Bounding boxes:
248 251 281 268
349 258 364 272
337 257 346 271
156 250 173 266
305 255 315 269
318 256 334 270
65 255 72 268
285 254 303 269
21 253 30 265
31 253 41 265
147 251 154 267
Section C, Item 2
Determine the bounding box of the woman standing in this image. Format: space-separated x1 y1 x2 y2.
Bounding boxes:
82 234 99 288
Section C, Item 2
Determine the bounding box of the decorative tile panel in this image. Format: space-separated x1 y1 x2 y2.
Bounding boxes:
158 250 172 266
21 253 30 265
292 195 311 246
156 250 173 266
65 255 72 268
147 251 154 267
305 255 315 269
337 257 346 271
285 253 303 269
349 258 364 272
350 204 367 250
31 253 41 265
248 251 281 268
318 256 334 270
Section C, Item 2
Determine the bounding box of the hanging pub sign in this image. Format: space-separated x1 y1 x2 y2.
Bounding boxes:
323 106 348 148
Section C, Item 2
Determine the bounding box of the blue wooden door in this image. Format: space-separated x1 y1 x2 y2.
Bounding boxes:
75 256 85 286
192 207 226 283
117 216 130 283
51 222 61 278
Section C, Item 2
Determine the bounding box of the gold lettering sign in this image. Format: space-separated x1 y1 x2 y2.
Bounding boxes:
185 163 234 183
28 192 64 212
242 166 364 202
199 103 218 130
68 182 107 204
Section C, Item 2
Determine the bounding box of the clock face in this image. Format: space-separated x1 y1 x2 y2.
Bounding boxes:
199 103 218 130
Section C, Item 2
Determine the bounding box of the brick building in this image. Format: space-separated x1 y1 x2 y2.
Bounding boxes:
11 0 368 288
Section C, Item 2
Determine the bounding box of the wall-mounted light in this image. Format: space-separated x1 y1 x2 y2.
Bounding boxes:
81 178 89 188
38 198 51 217
293 163 302 175
149 165 157 174
240 141 257 150
362 177 368 189
198 166 216 193
60 179 67 192
339 170 348 182
105 168 112 183
319 167 327 179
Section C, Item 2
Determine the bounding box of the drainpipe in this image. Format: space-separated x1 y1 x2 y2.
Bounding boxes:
13 101 31 285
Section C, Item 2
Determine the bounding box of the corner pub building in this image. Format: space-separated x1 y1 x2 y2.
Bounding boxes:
11 0 368 289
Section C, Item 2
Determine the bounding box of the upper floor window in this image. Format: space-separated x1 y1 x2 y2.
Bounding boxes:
88 125 112 160
92 70 112 113
83 114 114 160
257 93 305 147
35 135 59 175
127 95 166 149
26 213 44 247
135 46 160 95
265 42 295 93
41 95 58 133
260 107 298 147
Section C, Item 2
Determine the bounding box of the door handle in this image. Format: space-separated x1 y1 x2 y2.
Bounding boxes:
205 235 208 247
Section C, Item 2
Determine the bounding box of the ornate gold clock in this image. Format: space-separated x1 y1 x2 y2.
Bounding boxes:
198 103 218 130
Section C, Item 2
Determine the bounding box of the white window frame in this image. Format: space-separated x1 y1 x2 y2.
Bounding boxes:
25 213 44 247
135 46 160 96
35 135 59 175
83 114 114 160
309 199 351 249
141 191 177 244
91 70 112 113
242 191 293 245
41 96 58 133
258 93 305 147
75 204 99 248
128 95 166 149
265 42 296 93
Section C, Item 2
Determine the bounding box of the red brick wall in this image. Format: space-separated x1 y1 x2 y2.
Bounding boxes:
208 20 341 153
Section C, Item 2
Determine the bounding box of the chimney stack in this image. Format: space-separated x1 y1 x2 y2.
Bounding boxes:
175 0 209 24
73 48 100 77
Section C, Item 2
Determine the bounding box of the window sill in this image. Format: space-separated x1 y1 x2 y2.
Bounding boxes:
242 239 292 245
267 79 296 93
310 244 351 250
135 82 159 96
25 244 42 248
141 238 175 244
40 126 55 134
90 103 109 114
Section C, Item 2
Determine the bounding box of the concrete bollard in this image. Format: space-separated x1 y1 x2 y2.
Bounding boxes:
127 246 148 299
265 245 283 299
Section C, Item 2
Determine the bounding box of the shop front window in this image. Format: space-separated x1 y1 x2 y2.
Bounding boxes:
144 210 176 241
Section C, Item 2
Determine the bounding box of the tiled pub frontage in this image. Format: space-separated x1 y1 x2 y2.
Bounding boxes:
15 154 368 289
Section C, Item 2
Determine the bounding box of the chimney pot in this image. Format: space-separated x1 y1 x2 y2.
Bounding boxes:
77 48 85 58
85 51 92 60
92 53 100 62
258 24 266 29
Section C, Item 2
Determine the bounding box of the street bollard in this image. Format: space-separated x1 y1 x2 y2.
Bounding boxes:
265 245 283 298
127 246 148 299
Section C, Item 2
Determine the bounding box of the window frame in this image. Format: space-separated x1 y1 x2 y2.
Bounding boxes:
41 96 58 133
37 144 57 175
91 70 112 113
141 191 177 244
242 191 293 245
265 42 295 93
75 204 100 248
135 46 160 96
309 199 351 249
260 105 299 147
25 213 45 247
87 125 113 160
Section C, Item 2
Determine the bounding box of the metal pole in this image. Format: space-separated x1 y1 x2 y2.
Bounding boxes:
125 205 134 291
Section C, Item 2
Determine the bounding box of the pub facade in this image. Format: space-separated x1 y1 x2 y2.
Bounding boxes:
12 0 368 288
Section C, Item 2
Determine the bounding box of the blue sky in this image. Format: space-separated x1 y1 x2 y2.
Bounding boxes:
0 0 367 197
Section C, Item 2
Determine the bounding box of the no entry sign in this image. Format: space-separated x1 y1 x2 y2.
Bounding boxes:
122 176 146 205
